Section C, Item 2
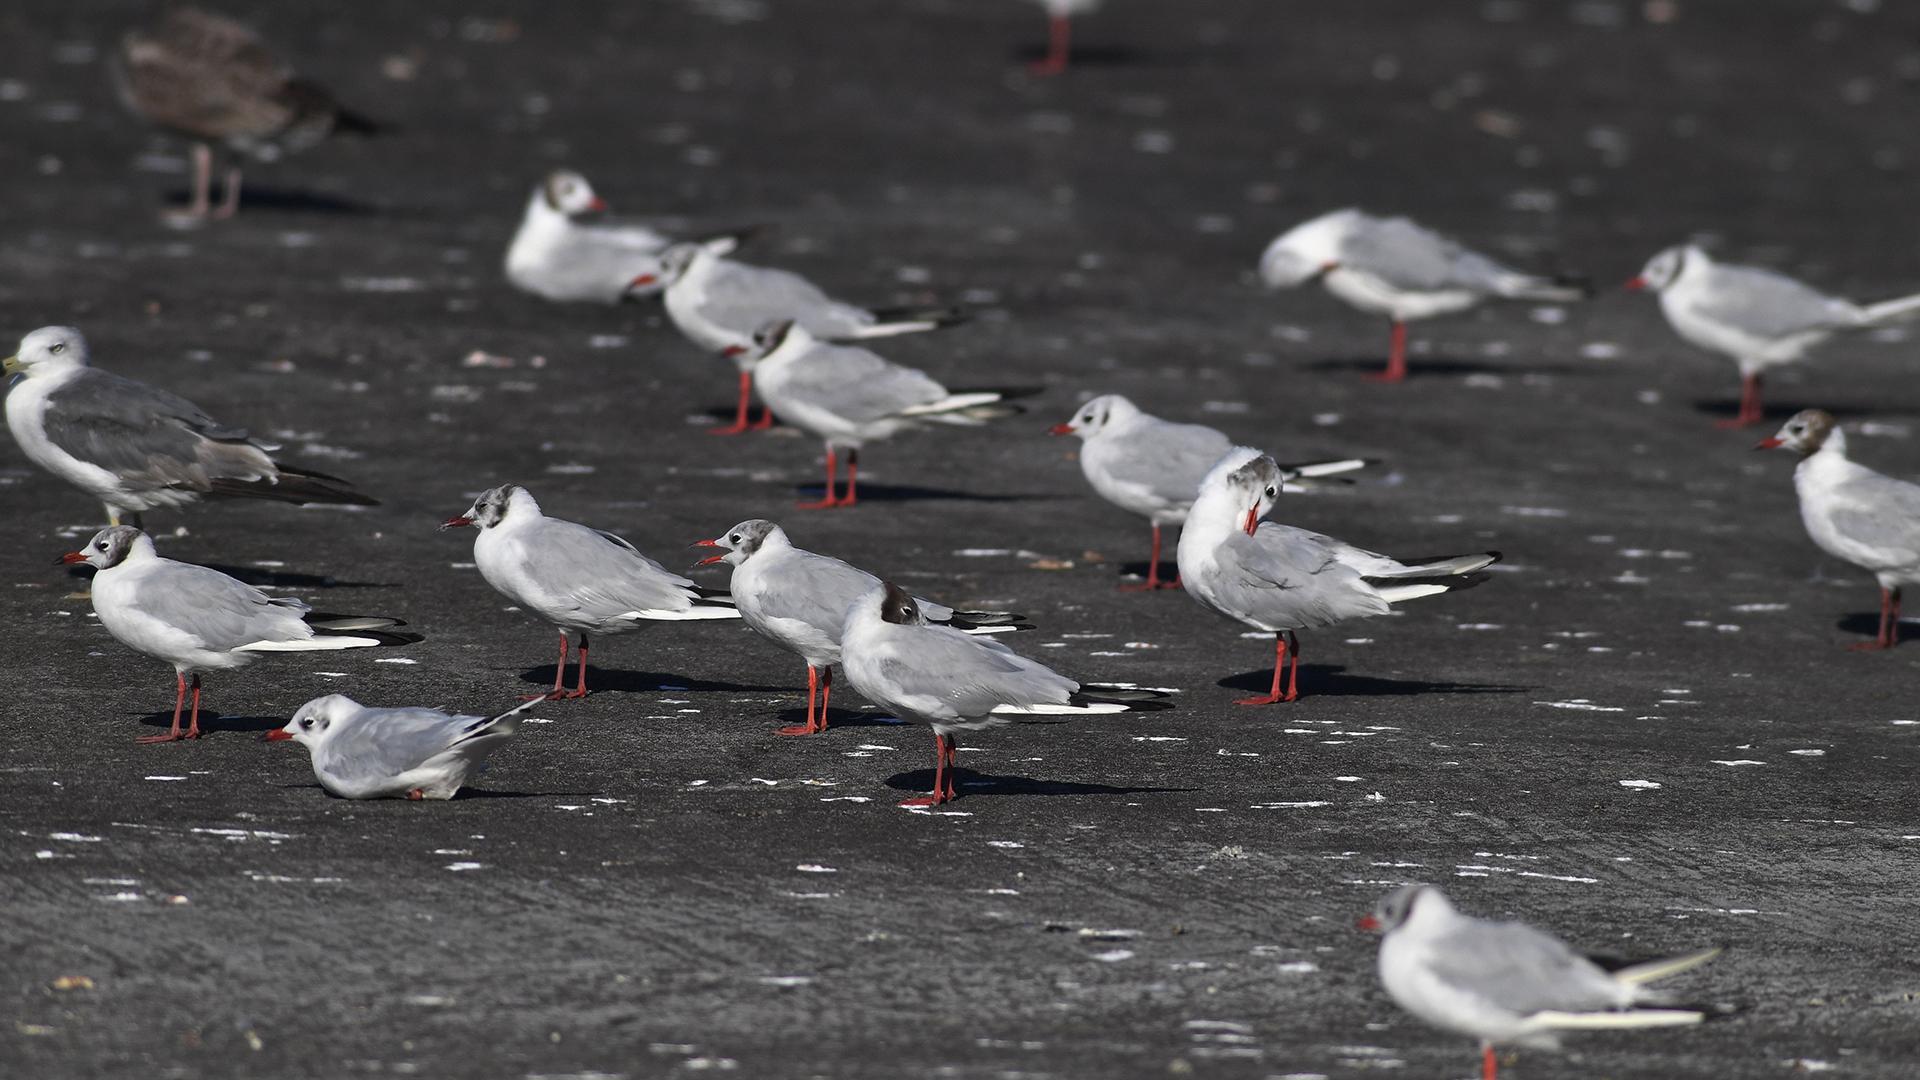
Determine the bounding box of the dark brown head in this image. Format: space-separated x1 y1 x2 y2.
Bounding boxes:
1754 409 1837 456
878 581 922 626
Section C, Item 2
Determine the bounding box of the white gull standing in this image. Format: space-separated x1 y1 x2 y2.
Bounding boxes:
1259 209 1586 382
62 526 419 743
840 581 1168 806
1050 393 1372 590
1360 885 1721 1080
443 485 739 699
695 519 1027 734
1628 244 1920 428
267 694 539 800
1177 448 1498 703
629 243 967 435
1756 408 1920 649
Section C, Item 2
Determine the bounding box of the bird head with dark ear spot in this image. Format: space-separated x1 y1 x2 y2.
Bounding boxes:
750 318 796 357
878 581 922 626
542 169 603 216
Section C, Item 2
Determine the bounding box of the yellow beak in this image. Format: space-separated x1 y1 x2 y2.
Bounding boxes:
1 355 19 376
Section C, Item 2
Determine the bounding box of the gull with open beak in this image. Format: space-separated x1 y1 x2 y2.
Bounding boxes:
443 484 739 699
1755 408 1920 649
629 242 968 435
1177 448 1499 703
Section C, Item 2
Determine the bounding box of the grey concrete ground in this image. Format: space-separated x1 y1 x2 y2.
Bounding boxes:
2 1 1918 1077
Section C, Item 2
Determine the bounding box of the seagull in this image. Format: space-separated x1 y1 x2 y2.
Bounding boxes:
442 484 740 699
695 519 1028 735
1026 0 1103 76
1177 447 1498 703
1050 394 1372 590
62 526 420 743
504 169 669 303
109 5 384 220
1755 408 1920 649
4 327 377 528
1360 885 1722 1080
741 319 1025 508
1259 209 1587 382
267 694 538 800
1628 244 1920 428
629 243 967 435
840 581 1169 806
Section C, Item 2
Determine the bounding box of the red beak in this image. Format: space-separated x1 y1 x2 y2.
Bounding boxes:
440 515 474 530
587 196 609 212
1753 436 1784 450
1355 914 1381 932
1047 423 1075 436
692 538 727 566
721 344 746 358
57 551 87 565
263 728 294 742
1320 260 1340 273
1242 507 1258 536
628 273 657 289
1623 276 1647 291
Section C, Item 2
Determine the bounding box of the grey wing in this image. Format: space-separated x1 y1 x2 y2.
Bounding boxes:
1829 474 1920 565
518 520 700 620
778 343 948 423
42 369 267 490
875 628 1076 717
696 261 843 337
128 563 309 649
1104 420 1233 502
761 552 879 637
322 708 475 783
1341 216 1509 292
1428 919 1624 1015
1691 264 1856 337
1216 526 1391 627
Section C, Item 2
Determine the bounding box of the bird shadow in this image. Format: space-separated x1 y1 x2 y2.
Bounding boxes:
1834 613 1903 644
515 665 791 695
1218 664 1530 698
792 481 1048 504
780 706 904 730
201 564 398 590
134 710 284 737
166 185 376 215
270 782 587 800
1303 356 1587 379
1011 44 1171 69
1690 399 1878 425
1117 561 1181 585
885 767 1191 799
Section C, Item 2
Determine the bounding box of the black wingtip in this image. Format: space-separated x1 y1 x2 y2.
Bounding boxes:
951 385 1045 402
1069 685 1176 712
868 304 972 330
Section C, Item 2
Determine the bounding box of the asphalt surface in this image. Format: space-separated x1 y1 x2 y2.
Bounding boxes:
3 1 1920 1078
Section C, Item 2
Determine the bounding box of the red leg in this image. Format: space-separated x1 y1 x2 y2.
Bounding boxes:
840 449 859 507
796 449 842 509
1235 634 1293 705
137 672 190 744
558 633 590 698
522 633 570 700
1365 321 1409 382
212 166 242 219
777 665 820 736
750 406 774 430
709 371 757 435
1121 523 1164 591
899 733 955 807
1482 1042 1497 1080
1716 372 1763 428
1849 588 1897 651
1030 14 1070 75
1893 589 1904 648
816 667 833 733
176 143 212 219
407 788 425 801
1283 631 1301 701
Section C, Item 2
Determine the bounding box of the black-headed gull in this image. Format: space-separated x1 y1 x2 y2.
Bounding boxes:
4 327 377 528
1177 448 1498 703
110 5 383 219
840 581 1168 806
741 319 1025 509
1360 885 1721 1080
505 170 669 303
1756 408 1920 649
443 484 739 699
1259 209 1586 382
629 243 967 435
1628 244 1920 428
1050 393 1371 590
696 519 1028 735
1026 0 1102 76
267 694 539 800
62 527 420 743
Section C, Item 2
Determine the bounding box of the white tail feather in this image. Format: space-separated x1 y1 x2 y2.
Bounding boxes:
1376 582 1453 603
1379 552 1500 577
990 701 1130 716
1614 947 1723 987
847 320 941 339
1859 292 1920 325
622 607 742 621
236 636 387 652
1288 458 1371 478
958 625 1022 636
1521 1009 1704 1032
899 392 1005 417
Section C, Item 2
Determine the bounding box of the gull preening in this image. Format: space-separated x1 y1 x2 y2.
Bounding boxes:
1360 885 1721 1080
741 319 1025 508
1259 209 1587 382
504 169 670 303
631 242 967 435
840 582 1168 806
443 485 739 699
1629 244 1920 428
1050 394 1371 590
4 327 376 528
1177 448 1498 703
696 519 1028 735
267 694 539 800
63 526 420 743
1026 0 1103 76
110 5 384 219
1756 408 1920 649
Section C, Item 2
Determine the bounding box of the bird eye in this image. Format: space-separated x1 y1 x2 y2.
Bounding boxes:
94 540 107 550
299 717 313 729
1265 486 1277 497
729 534 740 543
49 342 65 355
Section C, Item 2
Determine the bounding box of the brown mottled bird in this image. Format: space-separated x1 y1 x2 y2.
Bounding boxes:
109 6 384 219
